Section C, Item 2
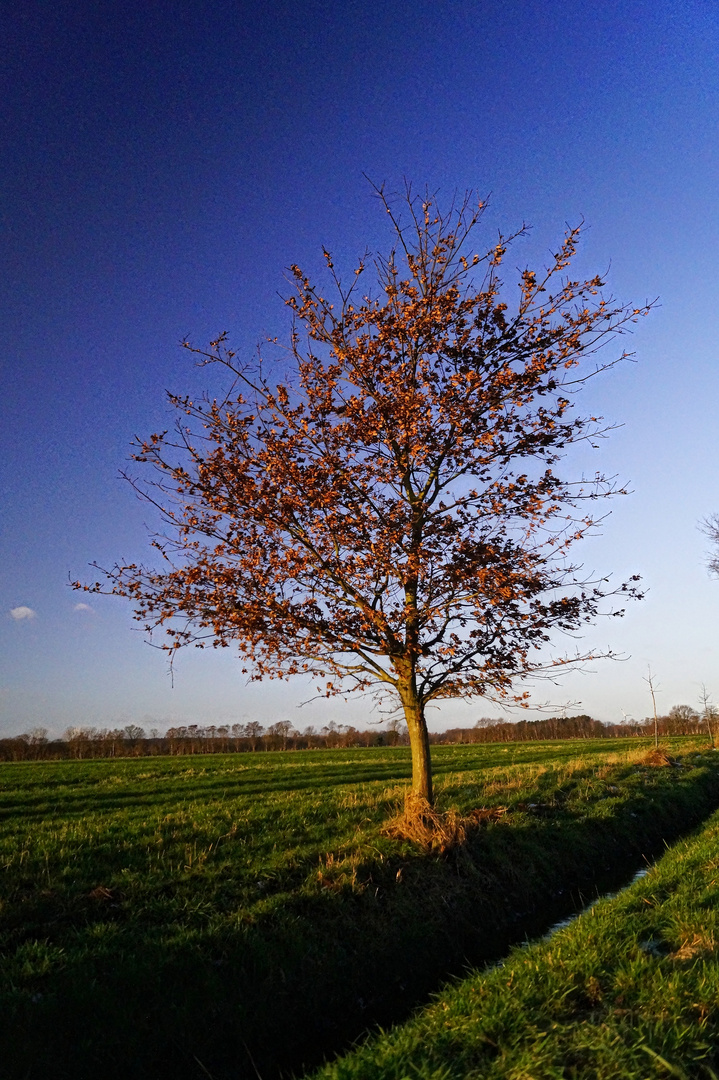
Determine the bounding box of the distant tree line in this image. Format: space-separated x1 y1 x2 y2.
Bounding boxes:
0 705 715 762
443 705 716 744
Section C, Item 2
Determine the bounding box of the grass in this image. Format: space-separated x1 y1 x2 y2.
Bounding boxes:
311 796 719 1080
1 738 718 1079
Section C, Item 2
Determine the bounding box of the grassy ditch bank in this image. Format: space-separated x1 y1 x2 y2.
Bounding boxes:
311 799 719 1080
1 740 718 1079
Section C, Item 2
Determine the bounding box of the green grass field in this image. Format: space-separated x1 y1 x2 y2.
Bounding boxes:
1 739 718 1079
311 793 719 1080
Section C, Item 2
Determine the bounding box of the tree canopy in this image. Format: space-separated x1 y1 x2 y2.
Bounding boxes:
76 185 649 803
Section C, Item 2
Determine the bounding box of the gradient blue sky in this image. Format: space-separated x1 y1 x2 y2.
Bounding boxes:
2 0 718 736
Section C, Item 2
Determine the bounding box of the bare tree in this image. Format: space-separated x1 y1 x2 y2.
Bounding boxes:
699 684 717 749
701 514 719 576
644 666 661 749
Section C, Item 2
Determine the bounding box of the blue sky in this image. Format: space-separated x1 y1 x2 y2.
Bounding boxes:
2 0 718 736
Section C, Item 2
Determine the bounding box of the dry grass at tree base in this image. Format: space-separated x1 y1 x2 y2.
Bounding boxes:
642 749 682 768
382 792 508 854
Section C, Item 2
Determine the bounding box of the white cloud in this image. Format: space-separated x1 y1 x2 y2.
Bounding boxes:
10 606 36 621
73 603 93 613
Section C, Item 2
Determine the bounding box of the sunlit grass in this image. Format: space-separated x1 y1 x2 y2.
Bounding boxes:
0 741 654 894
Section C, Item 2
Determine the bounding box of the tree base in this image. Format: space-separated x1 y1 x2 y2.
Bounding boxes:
641 749 681 768
383 792 507 854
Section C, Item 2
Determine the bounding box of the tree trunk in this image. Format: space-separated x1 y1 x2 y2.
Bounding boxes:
397 674 433 804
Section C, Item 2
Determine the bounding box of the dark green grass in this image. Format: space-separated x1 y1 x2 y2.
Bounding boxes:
1 739 718 1079
311 801 719 1080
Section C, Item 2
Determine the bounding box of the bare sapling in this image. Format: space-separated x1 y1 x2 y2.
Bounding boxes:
699 684 716 750
644 666 661 750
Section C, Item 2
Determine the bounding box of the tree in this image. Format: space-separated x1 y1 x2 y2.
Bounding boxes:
699 685 717 749
267 719 294 750
702 514 719 577
644 666 661 749
243 721 264 751
666 704 698 733
75 184 648 806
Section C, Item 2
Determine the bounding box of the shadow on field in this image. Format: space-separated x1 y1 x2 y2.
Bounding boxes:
4 756 719 1080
